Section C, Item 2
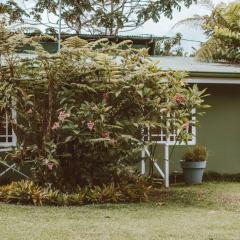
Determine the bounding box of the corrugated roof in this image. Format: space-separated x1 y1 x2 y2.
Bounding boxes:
151 56 240 78
26 33 163 41
2 54 240 78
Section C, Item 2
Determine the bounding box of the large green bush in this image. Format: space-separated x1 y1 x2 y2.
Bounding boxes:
0 23 207 188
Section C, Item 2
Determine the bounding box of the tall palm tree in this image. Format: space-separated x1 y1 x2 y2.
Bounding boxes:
173 1 240 63
172 0 215 29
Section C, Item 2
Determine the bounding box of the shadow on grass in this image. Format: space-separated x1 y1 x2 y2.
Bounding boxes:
149 182 240 211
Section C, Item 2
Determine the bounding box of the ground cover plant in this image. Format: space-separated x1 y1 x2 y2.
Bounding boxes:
0 176 152 206
0 22 207 193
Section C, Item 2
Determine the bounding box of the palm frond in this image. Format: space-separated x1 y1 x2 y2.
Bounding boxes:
197 2 240 63
197 0 215 10
172 15 204 29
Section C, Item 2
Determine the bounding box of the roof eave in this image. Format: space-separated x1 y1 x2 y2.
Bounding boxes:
188 71 240 79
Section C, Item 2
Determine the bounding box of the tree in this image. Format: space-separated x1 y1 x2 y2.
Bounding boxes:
0 23 207 188
197 2 240 63
173 1 240 63
25 0 196 35
0 1 28 24
155 33 184 56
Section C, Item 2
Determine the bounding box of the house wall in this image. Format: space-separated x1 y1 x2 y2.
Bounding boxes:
1 83 240 182
155 83 240 174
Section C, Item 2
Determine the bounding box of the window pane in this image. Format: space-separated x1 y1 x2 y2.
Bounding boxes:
0 137 6 142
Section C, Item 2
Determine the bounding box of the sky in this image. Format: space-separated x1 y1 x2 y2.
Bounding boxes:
130 0 234 52
133 0 233 35
2 0 235 52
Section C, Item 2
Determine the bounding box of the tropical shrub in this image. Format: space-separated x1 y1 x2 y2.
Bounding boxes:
0 180 48 205
0 178 151 206
0 22 207 188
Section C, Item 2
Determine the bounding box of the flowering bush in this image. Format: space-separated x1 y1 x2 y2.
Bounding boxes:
0 24 208 188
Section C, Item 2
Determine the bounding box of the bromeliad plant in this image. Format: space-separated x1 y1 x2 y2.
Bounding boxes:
183 146 208 162
0 177 152 206
0 23 208 188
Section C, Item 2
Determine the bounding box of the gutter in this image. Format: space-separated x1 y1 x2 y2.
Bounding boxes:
188 71 240 79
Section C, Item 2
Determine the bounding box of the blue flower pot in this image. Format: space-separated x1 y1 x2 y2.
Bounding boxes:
180 160 207 185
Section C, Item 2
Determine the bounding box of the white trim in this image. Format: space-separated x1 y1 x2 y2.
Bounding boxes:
141 109 196 187
0 147 12 152
188 77 240 84
144 148 165 178
12 109 17 146
0 109 17 149
143 109 196 146
164 143 169 188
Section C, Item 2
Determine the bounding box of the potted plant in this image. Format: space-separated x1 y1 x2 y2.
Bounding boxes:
180 146 208 184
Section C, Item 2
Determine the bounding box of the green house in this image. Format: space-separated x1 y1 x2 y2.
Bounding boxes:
24 33 162 55
1 42 240 179
150 56 240 175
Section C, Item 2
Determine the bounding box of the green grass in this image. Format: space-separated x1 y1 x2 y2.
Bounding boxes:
0 182 240 240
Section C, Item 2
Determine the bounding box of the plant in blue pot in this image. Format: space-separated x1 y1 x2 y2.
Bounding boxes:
181 146 208 185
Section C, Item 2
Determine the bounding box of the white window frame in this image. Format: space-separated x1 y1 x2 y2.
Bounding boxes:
143 109 196 146
0 110 17 149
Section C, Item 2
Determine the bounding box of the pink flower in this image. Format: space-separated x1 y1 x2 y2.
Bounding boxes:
101 131 110 138
175 95 185 106
47 162 54 171
182 122 190 131
87 121 94 131
58 111 70 121
27 108 33 114
103 92 109 101
110 139 117 147
52 122 60 130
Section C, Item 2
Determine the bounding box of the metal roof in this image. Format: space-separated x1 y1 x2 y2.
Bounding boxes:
2 54 240 79
151 56 240 78
26 33 163 41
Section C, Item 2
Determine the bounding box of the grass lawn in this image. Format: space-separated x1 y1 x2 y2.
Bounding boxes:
0 182 240 240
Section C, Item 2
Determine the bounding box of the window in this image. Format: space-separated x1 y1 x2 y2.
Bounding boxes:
0 110 17 148
143 109 196 146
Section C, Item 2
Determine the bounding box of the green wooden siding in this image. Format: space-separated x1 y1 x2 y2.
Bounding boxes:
1 84 240 175
159 84 240 174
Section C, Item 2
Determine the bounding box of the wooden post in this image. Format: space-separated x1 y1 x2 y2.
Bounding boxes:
164 143 169 188
58 0 62 52
141 148 146 175
141 129 146 175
